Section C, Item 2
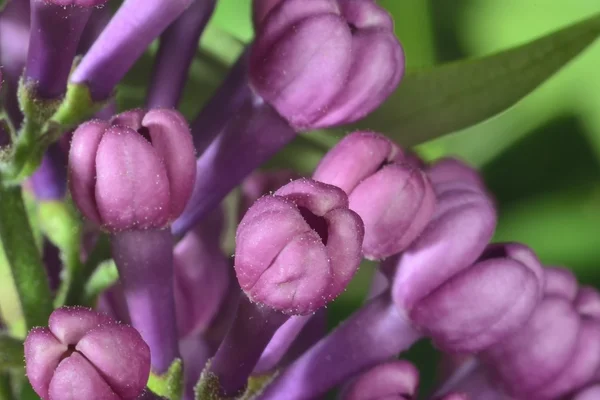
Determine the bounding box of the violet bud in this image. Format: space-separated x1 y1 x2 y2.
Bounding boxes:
174 208 230 338
24 307 150 400
408 242 543 352
482 295 600 399
543 266 579 300
250 0 403 130
341 360 419 400
68 108 196 232
235 178 364 315
574 285 600 319
71 0 193 100
25 0 109 100
313 131 436 260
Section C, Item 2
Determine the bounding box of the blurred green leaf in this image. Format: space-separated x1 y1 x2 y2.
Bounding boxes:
37 201 83 307
83 259 118 306
0 334 23 371
346 12 600 146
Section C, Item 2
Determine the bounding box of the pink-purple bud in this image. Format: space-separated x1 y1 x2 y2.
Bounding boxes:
481 294 600 399
313 131 436 260
573 385 600 400
391 159 543 352
544 266 579 300
250 0 403 130
68 108 196 232
24 307 150 400
235 178 364 315
341 360 419 400
574 285 600 319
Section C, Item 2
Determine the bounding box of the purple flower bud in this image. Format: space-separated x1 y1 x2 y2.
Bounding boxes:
544 266 579 300
340 360 419 400
30 143 67 201
235 178 364 315
174 208 230 338
250 0 403 130
68 108 196 232
313 131 436 260
482 295 600 399
391 158 498 313
252 0 282 26
71 0 192 100
25 0 109 100
575 286 600 319
409 242 543 352
24 307 150 400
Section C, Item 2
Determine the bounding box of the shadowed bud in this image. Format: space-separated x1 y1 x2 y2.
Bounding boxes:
574 286 600 319
235 178 364 314
544 266 578 300
68 108 196 232
250 0 403 130
482 295 600 399
25 0 109 100
341 360 419 400
24 307 150 400
392 159 543 352
313 131 435 260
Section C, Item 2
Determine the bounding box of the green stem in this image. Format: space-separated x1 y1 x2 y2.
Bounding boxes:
0 185 53 329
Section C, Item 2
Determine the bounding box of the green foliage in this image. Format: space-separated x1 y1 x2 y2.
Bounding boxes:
148 359 183 400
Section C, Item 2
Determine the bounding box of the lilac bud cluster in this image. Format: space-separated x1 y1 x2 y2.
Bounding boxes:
0 0 595 400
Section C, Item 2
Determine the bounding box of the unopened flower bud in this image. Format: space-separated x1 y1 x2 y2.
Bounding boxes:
313 131 435 259
573 385 600 400
544 266 579 300
239 169 300 218
482 295 600 399
25 307 150 400
341 360 419 400
250 0 403 130
235 178 364 315
68 108 196 232
575 286 600 319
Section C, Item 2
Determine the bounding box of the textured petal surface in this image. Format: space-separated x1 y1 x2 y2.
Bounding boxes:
544 266 579 300
142 109 196 219
95 126 170 231
25 328 67 400
48 307 114 344
48 352 119 400
76 325 150 399
68 120 108 225
411 258 540 352
313 131 402 194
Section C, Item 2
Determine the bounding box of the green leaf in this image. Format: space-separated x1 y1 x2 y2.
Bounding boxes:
82 259 119 306
37 201 83 307
147 359 183 400
344 12 600 146
0 185 53 330
0 334 23 371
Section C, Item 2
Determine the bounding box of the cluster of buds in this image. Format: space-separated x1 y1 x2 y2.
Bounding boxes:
0 1 596 400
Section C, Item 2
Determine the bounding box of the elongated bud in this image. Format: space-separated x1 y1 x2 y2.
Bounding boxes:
341 360 419 400
313 131 435 259
250 0 403 130
235 178 364 314
25 307 150 400
68 108 196 232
